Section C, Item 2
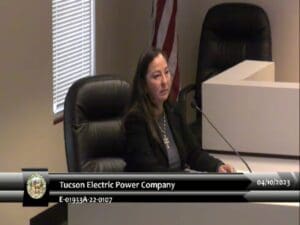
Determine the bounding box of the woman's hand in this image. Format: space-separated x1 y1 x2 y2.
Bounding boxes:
218 164 236 173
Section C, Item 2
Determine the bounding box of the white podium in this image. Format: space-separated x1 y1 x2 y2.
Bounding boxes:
68 203 299 225
202 60 299 156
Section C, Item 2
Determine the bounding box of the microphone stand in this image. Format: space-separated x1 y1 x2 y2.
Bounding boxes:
191 100 252 173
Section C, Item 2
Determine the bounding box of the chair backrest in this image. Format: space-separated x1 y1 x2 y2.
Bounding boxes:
63 75 130 172
195 3 272 107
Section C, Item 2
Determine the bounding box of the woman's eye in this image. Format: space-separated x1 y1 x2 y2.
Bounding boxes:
153 74 160 79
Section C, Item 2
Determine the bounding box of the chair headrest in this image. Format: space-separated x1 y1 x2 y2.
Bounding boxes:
67 75 130 121
204 3 270 38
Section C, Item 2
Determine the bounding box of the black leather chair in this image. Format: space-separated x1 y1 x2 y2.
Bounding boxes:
179 3 272 141
63 75 130 172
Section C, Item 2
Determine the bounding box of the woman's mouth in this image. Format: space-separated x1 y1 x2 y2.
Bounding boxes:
160 89 169 95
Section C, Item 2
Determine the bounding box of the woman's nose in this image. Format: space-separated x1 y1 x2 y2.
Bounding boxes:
161 73 168 84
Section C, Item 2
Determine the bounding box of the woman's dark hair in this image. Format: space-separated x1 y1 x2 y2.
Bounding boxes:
126 47 169 144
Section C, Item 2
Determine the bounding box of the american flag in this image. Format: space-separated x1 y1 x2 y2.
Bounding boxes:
152 0 179 102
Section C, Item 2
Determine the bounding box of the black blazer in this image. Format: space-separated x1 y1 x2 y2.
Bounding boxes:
123 104 223 172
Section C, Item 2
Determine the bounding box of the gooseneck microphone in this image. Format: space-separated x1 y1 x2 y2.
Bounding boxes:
191 99 253 173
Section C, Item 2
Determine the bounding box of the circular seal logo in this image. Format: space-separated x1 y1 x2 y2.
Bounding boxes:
26 173 47 199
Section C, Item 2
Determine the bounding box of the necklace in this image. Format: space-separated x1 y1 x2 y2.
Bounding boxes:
157 112 170 149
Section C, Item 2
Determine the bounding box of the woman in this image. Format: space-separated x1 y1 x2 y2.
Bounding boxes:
123 47 235 172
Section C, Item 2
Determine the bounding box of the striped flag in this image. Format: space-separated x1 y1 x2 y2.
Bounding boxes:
152 0 180 102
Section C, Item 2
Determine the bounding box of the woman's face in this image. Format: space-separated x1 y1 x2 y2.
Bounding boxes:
146 53 172 107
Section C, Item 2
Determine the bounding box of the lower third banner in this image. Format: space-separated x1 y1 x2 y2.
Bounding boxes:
0 170 299 206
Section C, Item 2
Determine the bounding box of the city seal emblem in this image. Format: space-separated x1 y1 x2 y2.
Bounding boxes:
26 173 47 199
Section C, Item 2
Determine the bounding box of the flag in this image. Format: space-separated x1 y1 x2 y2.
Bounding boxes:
152 0 179 102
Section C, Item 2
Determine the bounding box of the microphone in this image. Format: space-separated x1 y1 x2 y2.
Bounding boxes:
191 99 252 173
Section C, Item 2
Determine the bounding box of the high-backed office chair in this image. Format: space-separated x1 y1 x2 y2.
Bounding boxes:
64 75 130 172
179 3 272 142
